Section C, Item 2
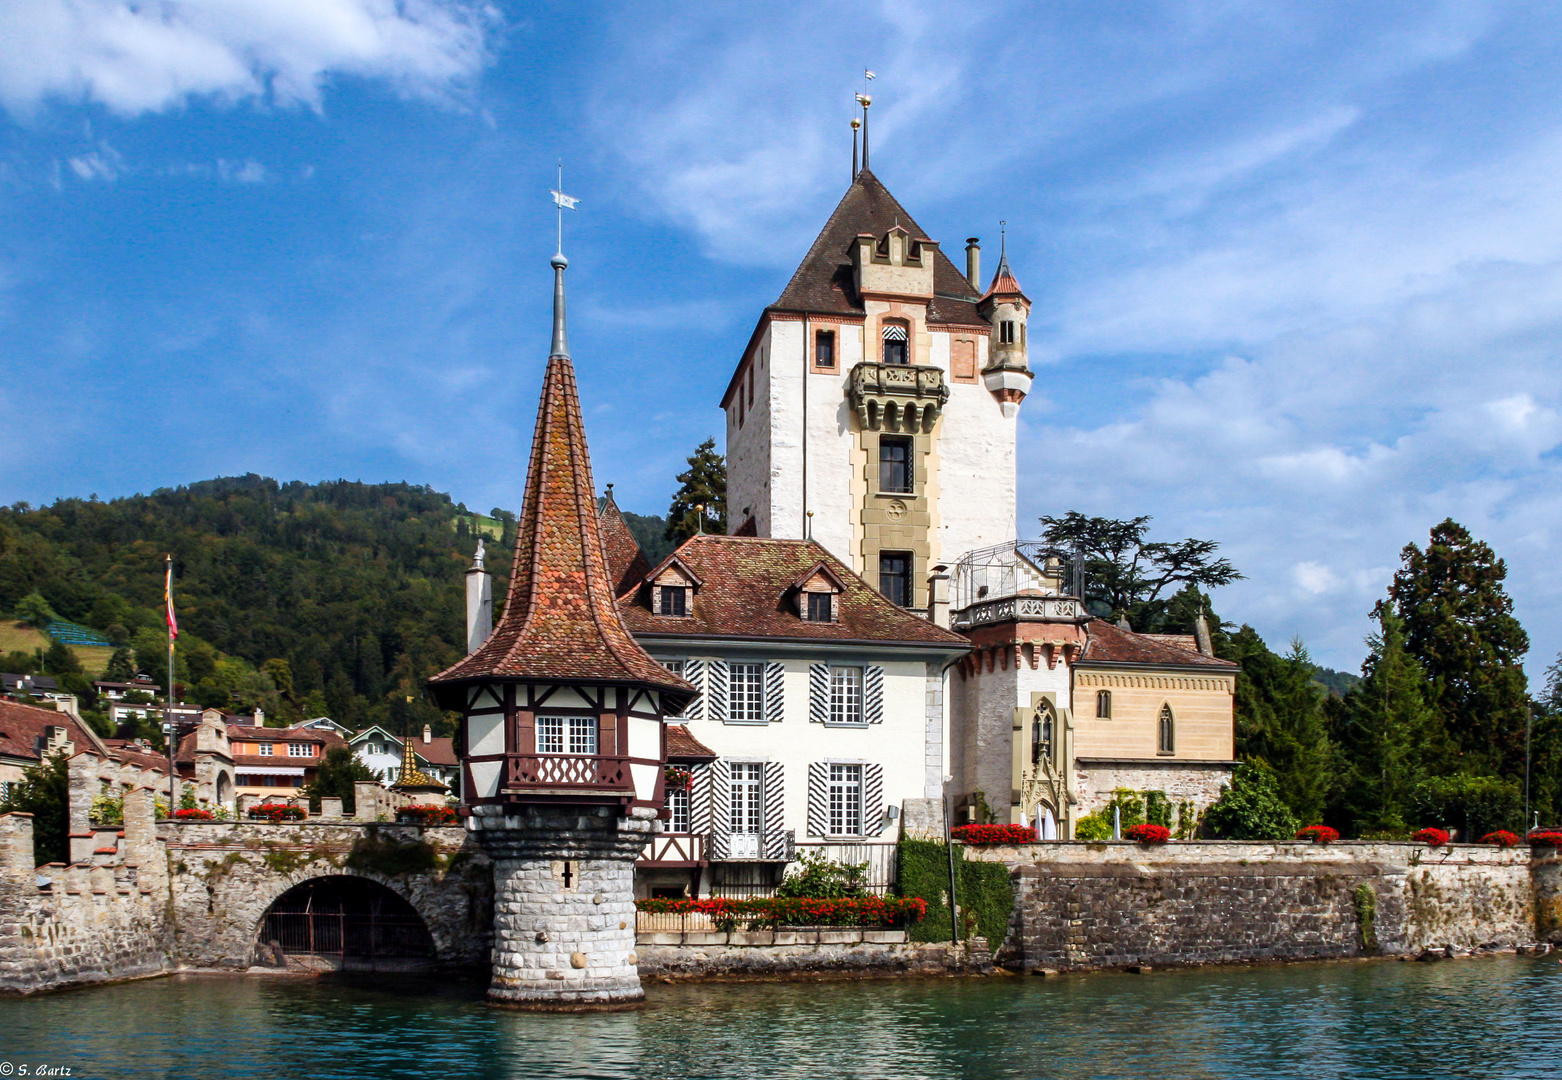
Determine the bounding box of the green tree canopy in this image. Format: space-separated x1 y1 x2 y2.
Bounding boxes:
0 751 69 864
1222 628 1333 824
13 592 55 629
1202 760 1300 840
299 745 381 815
105 646 137 682
1038 512 1242 630
1388 519 1530 777
666 438 727 544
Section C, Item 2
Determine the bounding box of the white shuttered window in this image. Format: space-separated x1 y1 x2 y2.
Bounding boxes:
828 763 863 836
829 666 863 725
730 762 763 834
729 663 765 723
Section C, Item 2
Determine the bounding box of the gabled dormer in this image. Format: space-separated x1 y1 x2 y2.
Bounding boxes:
853 223 937 300
645 555 704 617
790 561 847 623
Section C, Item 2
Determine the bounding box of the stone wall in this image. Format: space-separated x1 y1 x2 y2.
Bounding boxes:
638 939 984 980
966 840 1539 971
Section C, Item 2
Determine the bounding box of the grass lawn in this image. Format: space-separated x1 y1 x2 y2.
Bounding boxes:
0 621 116 677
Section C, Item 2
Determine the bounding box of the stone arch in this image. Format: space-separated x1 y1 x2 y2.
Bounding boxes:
215 770 232 807
253 874 435 970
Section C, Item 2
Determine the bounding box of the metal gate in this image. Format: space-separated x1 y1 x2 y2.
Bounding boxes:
260 878 433 961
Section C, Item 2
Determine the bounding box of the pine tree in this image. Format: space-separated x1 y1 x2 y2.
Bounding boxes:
1223 628 1332 825
1388 519 1530 777
665 438 727 545
1335 607 1435 835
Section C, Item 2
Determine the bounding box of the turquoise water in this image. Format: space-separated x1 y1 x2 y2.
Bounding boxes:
1 958 1558 1079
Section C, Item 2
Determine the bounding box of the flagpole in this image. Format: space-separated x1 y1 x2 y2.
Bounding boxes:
165 554 176 816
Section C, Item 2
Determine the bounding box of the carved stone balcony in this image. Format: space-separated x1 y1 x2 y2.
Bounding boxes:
503 754 633 795
849 362 949 432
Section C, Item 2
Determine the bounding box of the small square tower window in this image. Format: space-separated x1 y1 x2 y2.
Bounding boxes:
879 552 912 607
1000 320 1015 344
881 323 909 365
815 329 835 368
1096 690 1112 719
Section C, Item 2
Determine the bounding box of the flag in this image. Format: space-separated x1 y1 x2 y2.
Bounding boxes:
551 188 579 210
864 70 876 80
164 557 178 640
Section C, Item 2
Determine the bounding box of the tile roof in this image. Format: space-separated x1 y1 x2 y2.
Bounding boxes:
428 343 694 708
770 169 985 326
617 535 971 649
0 698 102 764
598 492 652 598
1080 620 1237 669
666 724 717 762
981 245 1028 303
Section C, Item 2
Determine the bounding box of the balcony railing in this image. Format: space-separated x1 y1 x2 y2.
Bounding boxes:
639 832 705 866
503 754 632 792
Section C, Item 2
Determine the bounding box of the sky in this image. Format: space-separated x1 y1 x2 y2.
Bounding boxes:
1 0 1560 676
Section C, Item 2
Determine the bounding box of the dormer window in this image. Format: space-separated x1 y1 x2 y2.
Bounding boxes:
792 562 846 623
658 585 689 617
882 323 908 365
805 592 833 622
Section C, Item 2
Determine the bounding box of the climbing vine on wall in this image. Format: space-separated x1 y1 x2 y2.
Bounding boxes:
896 839 1014 948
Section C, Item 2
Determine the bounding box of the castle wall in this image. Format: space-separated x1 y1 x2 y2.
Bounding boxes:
725 323 775 538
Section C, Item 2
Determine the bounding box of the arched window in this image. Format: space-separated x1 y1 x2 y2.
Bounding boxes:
1032 703 1055 765
1158 703 1175 755
1096 690 1112 719
881 322 908 365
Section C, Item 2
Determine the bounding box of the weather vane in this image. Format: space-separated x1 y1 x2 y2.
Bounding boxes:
550 161 579 255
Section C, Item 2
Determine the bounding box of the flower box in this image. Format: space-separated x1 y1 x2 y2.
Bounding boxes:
1296 825 1339 844
634 896 926 928
1125 824 1171 845
950 823 1037 845
396 803 458 826
664 766 693 791
1412 827 1450 847
1527 829 1562 848
247 803 306 822
172 808 214 821
1481 830 1520 848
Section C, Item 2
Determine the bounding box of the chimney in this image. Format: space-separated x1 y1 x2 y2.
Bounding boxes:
422 724 432 745
965 238 980 289
253 706 264 726
927 565 951 629
466 539 494 655
1194 606 1214 657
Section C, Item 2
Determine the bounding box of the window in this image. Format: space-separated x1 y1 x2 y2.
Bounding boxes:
805 592 833 622
879 552 912 607
663 659 686 680
829 666 864 725
1096 691 1112 719
257 743 274 757
288 742 311 757
815 329 835 368
879 436 912 493
538 715 598 755
659 585 688 616
729 663 765 723
1032 705 1054 765
881 324 908 365
828 763 863 835
730 762 762 834
1158 704 1175 755
667 785 690 833
1000 320 1015 344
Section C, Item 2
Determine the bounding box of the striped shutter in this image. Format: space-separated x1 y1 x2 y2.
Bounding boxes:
708 759 730 860
807 762 828 838
762 761 787 858
862 763 885 836
683 659 706 720
689 761 713 834
809 663 830 724
707 659 729 724
764 661 786 723
864 665 885 724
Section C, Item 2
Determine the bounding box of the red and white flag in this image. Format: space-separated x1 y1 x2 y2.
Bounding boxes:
164 557 178 639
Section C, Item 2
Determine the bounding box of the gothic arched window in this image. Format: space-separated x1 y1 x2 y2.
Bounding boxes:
1158 703 1175 755
1032 703 1055 765
1096 690 1112 719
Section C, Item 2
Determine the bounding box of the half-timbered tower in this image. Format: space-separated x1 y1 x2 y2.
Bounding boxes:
428 246 694 1009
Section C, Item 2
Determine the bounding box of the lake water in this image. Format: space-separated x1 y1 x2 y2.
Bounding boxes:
1 958 1557 1080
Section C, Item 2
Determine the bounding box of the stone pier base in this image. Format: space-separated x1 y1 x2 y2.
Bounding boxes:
471 803 654 1010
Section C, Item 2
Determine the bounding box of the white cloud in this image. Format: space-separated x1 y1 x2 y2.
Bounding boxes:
0 0 499 117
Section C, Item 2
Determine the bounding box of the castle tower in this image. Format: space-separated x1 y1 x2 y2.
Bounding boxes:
428 242 695 1010
723 168 1033 610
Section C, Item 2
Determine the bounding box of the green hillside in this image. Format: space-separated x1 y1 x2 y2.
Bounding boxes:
0 475 517 732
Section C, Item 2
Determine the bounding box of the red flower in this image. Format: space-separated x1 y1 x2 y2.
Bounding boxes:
1527 830 1562 848
1481 830 1520 848
1124 824 1171 845
1412 827 1450 847
247 803 306 822
397 804 457 825
1296 825 1339 844
633 895 927 926
172 808 213 821
950 824 1038 845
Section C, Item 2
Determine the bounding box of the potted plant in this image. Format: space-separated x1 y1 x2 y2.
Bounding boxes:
396 803 458 826
1125 823 1171 845
950 823 1038 845
1412 827 1450 847
1296 825 1339 844
664 766 693 791
1527 829 1562 848
1480 830 1520 848
172 807 214 821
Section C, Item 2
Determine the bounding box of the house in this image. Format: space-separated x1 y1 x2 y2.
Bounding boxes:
92 676 161 702
2 673 60 700
0 697 102 800
189 720 347 802
349 724 461 797
289 716 354 739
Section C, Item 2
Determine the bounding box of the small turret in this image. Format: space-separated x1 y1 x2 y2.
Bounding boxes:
977 228 1033 418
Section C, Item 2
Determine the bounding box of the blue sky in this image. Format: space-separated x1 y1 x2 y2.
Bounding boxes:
2 1 1560 675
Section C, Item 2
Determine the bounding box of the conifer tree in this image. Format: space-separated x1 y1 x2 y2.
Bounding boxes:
1224 628 1332 825
665 438 727 545
1387 519 1530 777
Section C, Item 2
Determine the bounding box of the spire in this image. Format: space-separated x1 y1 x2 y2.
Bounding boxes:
392 732 445 794
982 220 1028 301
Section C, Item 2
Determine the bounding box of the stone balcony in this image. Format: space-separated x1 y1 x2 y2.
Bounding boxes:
849 362 949 432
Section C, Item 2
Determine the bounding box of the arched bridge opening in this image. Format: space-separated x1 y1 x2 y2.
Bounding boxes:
257 876 434 971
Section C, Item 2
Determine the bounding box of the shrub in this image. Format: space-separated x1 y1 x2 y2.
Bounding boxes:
896 839 1015 946
1296 825 1339 844
1481 830 1520 848
1527 830 1562 848
247 803 306 822
1073 812 1113 842
172 807 214 821
1412 827 1450 847
396 804 457 826
950 823 1037 845
1125 823 1171 845
1409 775 1521 842
634 896 925 928
777 851 867 899
89 793 124 827
1203 761 1300 840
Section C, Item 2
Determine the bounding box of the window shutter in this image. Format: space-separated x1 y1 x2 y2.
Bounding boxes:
864 665 885 724
809 663 829 724
863 763 885 836
762 761 787 858
689 761 713 834
708 760 730 860
707 659 729 724
806 762 828 838
683 659 706 720
764 661 786 723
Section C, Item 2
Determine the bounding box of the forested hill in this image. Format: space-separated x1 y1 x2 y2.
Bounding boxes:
0 475 524 733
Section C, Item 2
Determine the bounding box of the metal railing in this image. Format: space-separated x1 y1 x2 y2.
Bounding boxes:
262 910 432 959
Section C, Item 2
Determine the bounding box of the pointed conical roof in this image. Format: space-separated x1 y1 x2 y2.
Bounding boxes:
598 488 652 598
771 169 984 325
429 296 693 709
982 240 1028 302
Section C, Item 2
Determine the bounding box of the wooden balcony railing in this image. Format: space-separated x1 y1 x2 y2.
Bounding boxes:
503 754 632 792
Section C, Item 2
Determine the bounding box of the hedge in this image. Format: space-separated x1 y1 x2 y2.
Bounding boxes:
634 896 925 927
896 839 1014 947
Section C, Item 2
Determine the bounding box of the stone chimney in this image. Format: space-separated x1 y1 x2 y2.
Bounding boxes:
422 724 432 744
1194 606 1214 657
466 539 494 655
927 566 951 629
965 237 980 289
